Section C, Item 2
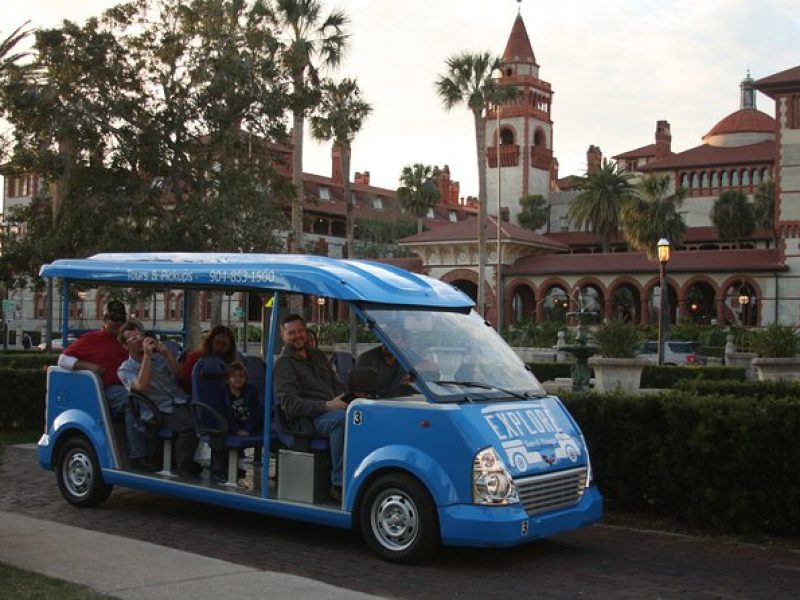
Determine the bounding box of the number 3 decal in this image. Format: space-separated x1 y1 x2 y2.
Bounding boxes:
352 410 363 426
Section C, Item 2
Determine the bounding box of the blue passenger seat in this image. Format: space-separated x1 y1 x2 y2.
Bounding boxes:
191 356 262 486
128 391 178 477
330 351 355 386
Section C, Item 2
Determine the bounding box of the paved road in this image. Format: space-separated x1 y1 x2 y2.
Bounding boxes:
2 445 799 599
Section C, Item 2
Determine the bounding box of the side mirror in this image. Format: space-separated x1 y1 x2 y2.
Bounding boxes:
348 367 378 398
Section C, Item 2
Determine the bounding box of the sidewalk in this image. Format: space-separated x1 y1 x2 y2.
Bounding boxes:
0 510 381 600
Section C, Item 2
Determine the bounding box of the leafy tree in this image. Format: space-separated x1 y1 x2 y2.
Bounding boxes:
0 0 292 346
310 77 372 255
270 0 349 253
309 75 370 353
352 217 416 258
621 173 686 260
566 159 633 252
436 51 514 316
0 21 34 159
754 180 776 247
517 193 549 231
397 163 440 233
710 190 755 246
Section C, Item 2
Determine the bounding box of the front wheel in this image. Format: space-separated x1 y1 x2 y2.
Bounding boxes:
56 437 113 507
359 472 439 563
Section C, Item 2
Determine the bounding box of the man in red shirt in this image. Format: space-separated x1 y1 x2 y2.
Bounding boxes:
57 300 153 470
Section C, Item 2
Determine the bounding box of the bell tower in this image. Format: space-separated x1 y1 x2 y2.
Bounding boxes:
486 7 555 224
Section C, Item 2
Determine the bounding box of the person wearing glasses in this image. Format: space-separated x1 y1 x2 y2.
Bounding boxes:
117 320 202 477
57 300 150 468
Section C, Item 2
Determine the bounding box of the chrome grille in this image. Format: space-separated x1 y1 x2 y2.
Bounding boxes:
516 467 587 516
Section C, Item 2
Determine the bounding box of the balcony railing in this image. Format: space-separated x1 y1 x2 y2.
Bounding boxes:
487 145 520 168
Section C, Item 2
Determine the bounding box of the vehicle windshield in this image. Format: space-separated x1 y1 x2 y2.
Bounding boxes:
363 307 546 401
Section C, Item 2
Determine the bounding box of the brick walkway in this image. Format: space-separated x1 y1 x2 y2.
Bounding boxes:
2 445 798 599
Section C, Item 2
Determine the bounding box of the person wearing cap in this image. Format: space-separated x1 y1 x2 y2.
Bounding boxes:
57 300 152 469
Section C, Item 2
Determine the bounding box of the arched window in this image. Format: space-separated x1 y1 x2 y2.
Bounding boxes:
691 173 699 189
732 171 740 187
742 170 750 187
533 129 546 147
500 128 514 145
752 169 760 186
721 171 729 187
711 171 719 188
680 174 689 190
701 172 709 189
762 169 770 182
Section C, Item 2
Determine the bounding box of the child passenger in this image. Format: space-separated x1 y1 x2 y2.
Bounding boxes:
210 362 261 483
225 361 261 436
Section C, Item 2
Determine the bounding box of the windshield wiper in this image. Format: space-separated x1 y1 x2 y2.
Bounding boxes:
432 380 529 400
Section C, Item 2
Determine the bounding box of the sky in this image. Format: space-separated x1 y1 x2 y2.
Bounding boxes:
3 0 800 199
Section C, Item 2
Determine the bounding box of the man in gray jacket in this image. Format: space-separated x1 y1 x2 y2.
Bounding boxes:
273 314 346 500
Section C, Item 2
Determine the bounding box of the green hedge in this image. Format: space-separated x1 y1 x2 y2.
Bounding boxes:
640 365 746 388
562 391 800 536
0 353 59 369
528 361 746 389
0 368 47 431
675 378 800 399
527 362 573 382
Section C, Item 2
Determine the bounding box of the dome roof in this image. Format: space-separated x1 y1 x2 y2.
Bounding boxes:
703 108 775 139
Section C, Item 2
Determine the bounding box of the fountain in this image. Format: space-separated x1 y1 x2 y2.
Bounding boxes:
556 290 599 392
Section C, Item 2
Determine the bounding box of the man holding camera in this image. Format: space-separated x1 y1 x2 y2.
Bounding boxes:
117 320 201 476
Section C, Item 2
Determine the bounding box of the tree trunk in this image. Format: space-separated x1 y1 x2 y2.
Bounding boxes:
473 109 488 317
185 291 202 352
53 136 77 224
291 106 304 254
340 144 358 356
209 290 223 327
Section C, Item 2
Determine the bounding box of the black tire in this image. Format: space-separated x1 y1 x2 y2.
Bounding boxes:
56 436 113 508
359 472 439 563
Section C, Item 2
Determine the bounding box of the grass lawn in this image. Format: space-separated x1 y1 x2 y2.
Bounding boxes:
0 562 119 599
0 429 39 447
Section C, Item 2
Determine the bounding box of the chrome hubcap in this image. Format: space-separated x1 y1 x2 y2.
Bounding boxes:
371 489 418 551
64 451 92 498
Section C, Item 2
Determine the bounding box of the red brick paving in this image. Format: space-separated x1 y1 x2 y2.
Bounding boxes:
2 445 798 599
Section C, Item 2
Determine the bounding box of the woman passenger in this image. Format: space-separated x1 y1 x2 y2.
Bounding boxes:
180 325 237 392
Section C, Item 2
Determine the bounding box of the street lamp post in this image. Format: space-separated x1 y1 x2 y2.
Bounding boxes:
496 96 503 334
493 69 503 333
657 238 671 366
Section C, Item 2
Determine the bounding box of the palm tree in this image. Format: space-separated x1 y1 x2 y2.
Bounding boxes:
621 173 687 260
710 190 755 247
436 51 511 316
271 0 349 253
0 21 32 75
397 164 441 233
310 77 372 257
567 159 633 252
309 76 370 357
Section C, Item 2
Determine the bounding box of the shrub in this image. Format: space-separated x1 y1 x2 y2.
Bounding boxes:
0 353 59 369
504 319 562 348
591 320 643 358
0 368 46 431
751 323 800 358
675 378 800 399
527 361 572 382
641 365 745 388
562 390 800 536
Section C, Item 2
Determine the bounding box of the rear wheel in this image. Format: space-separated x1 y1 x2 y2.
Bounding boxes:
359 472 439 563
56 437 113 507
